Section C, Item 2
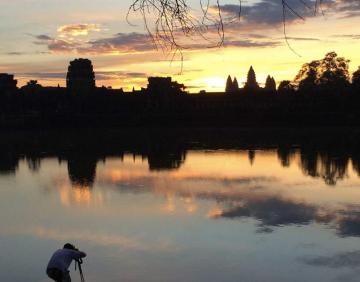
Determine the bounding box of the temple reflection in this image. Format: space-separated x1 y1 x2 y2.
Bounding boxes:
277 146 296 167
0 129 359 186
147 143 186 171
26 156 41 172
2 129 360 242
67 155 98 187
0 151 18 174
248 150 256 166
352 154 360 176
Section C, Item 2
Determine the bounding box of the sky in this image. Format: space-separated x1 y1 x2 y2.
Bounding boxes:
1 0 360 92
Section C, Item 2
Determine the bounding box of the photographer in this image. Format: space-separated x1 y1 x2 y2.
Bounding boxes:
46 243 86 282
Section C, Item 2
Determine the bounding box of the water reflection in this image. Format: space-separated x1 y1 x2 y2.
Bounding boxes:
97 160 360 237
68 154 98 187
0 129 359 187
210 195 355 236
299 149 350 185
59 184 103 207
0 152 19 174
1 129 360 282
300 250 360 269
147 143 186 171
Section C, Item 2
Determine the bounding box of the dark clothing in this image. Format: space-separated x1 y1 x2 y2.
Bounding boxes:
47 249 86 272
46 268 71 282
46 249 86 282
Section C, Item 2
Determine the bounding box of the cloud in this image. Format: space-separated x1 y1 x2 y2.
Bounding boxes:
224 39 280 48
15 71 148 84
26 1 360 56
95 71 148 81
31 32 80 53
4 51 50 56
285 37 320 41
334 0 360 18
5 52 26 56
18 72 66 79
305 0 360 19
218 0 316 28
86 33 280 52
32 29 282 55
57 24 101 36
336 209 360 237
35 34 54 41
332 34 360 40
216 0 360 32
30 34 52 45
32 32 155 54
81 32 154 54
47 39 80 53
0 225 175 252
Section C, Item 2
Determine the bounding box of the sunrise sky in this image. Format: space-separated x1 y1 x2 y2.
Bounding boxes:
1 0 360 92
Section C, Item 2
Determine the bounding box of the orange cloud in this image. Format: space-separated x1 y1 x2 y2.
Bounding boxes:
57 24 102 36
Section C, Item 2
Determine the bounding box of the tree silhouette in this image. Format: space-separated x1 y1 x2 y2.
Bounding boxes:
352 67 360 89
318 52 350 91
295 52 350 93
127 0 225 59
21 80 43 94
295 60 320 92
278 80 295 94
128 0 325 56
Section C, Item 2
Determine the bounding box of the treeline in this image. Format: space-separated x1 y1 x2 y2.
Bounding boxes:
278 52 360 95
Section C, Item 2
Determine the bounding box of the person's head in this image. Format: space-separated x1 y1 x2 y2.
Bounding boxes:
63 243 76 250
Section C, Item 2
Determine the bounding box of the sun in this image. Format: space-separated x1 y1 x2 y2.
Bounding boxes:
203 77 226 88
190 77 225 92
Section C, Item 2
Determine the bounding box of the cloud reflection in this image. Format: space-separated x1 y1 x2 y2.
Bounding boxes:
0 226 176 252
2 130 360 239
59 183 104 207
96 162 360 238
301 250 360 269
213 197 318 227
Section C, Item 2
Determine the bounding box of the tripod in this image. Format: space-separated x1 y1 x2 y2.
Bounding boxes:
75 258 85 282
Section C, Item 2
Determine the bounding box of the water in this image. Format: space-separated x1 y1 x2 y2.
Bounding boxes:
1 129 360 282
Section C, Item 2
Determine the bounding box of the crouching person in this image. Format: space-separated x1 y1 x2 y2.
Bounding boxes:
46 243 86 282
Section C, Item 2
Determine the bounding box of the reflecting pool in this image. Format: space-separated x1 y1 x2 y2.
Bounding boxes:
1 129 360 282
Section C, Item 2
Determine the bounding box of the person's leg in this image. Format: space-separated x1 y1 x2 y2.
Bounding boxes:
62 271 71 282
46 268 63 282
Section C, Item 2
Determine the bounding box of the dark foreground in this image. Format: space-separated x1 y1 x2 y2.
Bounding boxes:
1 88 360 128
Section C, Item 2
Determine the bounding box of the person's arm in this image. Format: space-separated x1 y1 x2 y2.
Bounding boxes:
69 249 87 260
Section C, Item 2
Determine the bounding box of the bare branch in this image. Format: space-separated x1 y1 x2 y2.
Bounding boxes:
127 0 325 68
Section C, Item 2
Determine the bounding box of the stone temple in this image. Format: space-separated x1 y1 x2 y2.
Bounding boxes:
66 58 95 93
0 73 17 94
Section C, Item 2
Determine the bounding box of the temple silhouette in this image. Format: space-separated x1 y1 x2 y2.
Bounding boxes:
66 58 96 94
0 52 360 127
